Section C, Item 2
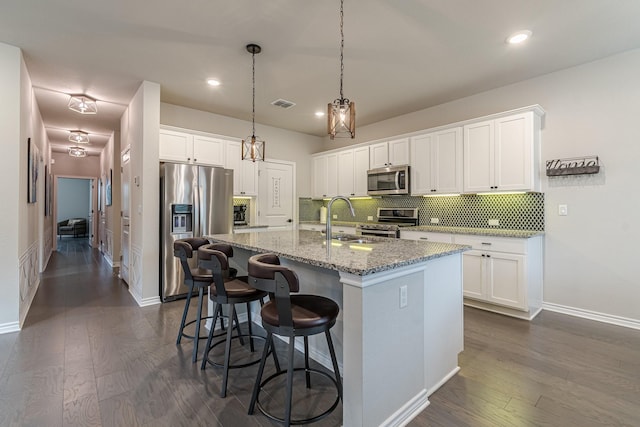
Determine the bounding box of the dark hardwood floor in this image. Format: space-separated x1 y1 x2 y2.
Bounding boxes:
1 239 639 426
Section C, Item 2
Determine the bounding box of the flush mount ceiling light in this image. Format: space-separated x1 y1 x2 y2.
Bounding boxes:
507 30 532 44
206 78 221 87
328 0 355 139
68 146 87 158
241 44 265 162
68 130 89 144
68 94 97 114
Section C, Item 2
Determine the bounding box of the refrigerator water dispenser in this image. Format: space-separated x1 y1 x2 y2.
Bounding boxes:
171 204 193 233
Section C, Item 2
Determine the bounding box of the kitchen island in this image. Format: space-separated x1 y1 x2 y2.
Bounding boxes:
207 230 469 427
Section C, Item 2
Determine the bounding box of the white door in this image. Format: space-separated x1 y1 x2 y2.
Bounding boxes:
258 161 294 227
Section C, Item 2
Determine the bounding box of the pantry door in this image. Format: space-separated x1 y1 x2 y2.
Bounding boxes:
257 161 295 228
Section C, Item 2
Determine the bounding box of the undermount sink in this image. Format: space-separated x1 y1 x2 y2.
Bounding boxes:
331 235 376 244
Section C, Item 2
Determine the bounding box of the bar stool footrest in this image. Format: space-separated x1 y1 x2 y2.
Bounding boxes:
179 315 215 341
202 333 268 370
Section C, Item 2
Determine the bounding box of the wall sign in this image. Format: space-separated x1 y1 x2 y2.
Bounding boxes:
546 156 600 176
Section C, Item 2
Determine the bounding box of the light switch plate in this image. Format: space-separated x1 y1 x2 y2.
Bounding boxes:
430 218 440 224
333 214 337 219
367 216 373 221
559 204 568 216
488 219 499 226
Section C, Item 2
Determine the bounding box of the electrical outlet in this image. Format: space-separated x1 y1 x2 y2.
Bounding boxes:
367 216 373 221
559 204 568 216
488 219 499 226
333 214 337 219
430 218 440 224
399 285 408 308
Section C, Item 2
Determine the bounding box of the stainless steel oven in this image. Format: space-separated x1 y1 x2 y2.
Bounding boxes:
356 226 399 238
356 207 419 238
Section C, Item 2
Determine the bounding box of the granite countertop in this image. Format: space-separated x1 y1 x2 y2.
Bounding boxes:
208 230 469 276
402 226 544 238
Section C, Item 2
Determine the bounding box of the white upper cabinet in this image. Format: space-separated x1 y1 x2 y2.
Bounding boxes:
336 146 370 197
225 141 258 196
159 128 225 167
159 129 193 163
337 150 355 196
411 127 462 195
312 153 340 199
463 111 540 193
192 135 225 166
369 138 410 168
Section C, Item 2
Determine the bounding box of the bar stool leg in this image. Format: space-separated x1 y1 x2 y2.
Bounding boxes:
233 308 245 346
201 303 223 370
192 286 205 363
304 336 311 388
176 284 193 345
248 331 273 415
326 330 343 399
284 336 296 427
246 302 255 352
221 303 236 398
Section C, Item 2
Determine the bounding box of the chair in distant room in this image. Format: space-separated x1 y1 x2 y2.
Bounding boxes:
246 253 342 427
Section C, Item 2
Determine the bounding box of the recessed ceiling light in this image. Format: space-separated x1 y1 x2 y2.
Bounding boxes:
207 79 221 87
507 30 532 44
315 111 325 117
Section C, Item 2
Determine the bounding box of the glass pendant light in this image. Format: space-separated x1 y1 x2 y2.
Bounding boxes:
242 44 265 162
328 0 355 139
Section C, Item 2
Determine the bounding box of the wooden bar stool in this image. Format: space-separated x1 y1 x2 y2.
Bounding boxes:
247 253 342 427
199 244 279 398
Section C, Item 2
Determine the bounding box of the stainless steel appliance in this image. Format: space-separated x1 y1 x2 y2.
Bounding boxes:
234 204 247 225
356 207 419 238
160 162 233 301
367 165 410 195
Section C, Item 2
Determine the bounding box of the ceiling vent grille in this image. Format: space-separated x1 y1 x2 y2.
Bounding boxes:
271 98 296 109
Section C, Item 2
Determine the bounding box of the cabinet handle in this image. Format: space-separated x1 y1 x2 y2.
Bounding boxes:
419 237 429 240
481 242 492 246
486 254 491 258
194 158 197 162
187 157 191 161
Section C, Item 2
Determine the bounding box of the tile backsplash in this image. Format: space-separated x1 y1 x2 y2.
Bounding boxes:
299 193 544 231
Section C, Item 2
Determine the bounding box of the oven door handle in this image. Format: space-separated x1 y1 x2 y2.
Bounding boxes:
395 171 400 190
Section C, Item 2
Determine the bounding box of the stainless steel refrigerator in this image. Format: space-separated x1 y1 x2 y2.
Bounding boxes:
160 162 233 301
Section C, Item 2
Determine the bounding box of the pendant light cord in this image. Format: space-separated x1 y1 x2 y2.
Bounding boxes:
339 0 345 100
252 50 256 137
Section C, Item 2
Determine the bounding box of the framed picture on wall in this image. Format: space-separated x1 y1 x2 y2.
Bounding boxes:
27 138 39 203
44 165 49 215
106 168 112 206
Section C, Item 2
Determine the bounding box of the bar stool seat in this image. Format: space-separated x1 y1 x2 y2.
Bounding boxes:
247 253 342 427
199 244 278 398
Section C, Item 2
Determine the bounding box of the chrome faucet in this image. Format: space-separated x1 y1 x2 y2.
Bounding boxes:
326 196 356 246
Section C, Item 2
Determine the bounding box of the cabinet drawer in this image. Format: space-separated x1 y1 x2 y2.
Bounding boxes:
453 235 527 254
401 231 453 243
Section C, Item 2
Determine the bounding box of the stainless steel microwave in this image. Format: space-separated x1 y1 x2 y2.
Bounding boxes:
367 165 410 195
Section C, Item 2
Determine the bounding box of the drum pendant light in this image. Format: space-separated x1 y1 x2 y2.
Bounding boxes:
328 0 355 139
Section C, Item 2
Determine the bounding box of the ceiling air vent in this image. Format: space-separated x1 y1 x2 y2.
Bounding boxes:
271 98 296 109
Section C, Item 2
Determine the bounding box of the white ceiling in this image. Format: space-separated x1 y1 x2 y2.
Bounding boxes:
2 1 640 155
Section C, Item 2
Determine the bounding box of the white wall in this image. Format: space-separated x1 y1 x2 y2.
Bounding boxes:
160 103 323 197
122 81 161 305
322 49 640 324
0 43 21 331
57 178 91 223
98 132 121 267
52 152 100 177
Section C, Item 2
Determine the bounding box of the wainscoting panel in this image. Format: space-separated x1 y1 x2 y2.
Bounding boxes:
19 241 40 327
128 244 143 305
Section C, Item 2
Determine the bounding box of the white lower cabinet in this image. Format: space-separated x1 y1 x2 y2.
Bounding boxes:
400 230 543 320
455 234 543 320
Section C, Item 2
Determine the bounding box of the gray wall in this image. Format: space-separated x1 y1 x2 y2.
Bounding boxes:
319 48 640 323
57 178 90 223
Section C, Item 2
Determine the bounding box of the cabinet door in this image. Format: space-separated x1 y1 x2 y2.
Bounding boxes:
486 252 526 310
338 150 355 196
353 146 370 196
388 138 410 165
240 159 258 196
463 120 494 193
494 113 532 191
225 141 243 194
312 155 329 198
410 134 435 195
193 135 225 166
369 142 389 169
462 251 485 300
159 130 193 162
433 127 463 194
326 153 338 197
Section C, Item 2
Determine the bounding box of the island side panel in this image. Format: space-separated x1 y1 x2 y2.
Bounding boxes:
423 253 464 395
341 265 428 427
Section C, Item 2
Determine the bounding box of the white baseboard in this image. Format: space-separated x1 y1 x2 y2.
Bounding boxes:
0 321 20 334
128 288 161 307
543 302 640 331
381 388 430 427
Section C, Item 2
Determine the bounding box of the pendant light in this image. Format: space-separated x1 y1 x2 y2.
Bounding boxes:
68 94 98 114
68 130 90 144
242 44 265 162
68 146 87 158
328 0 355 139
